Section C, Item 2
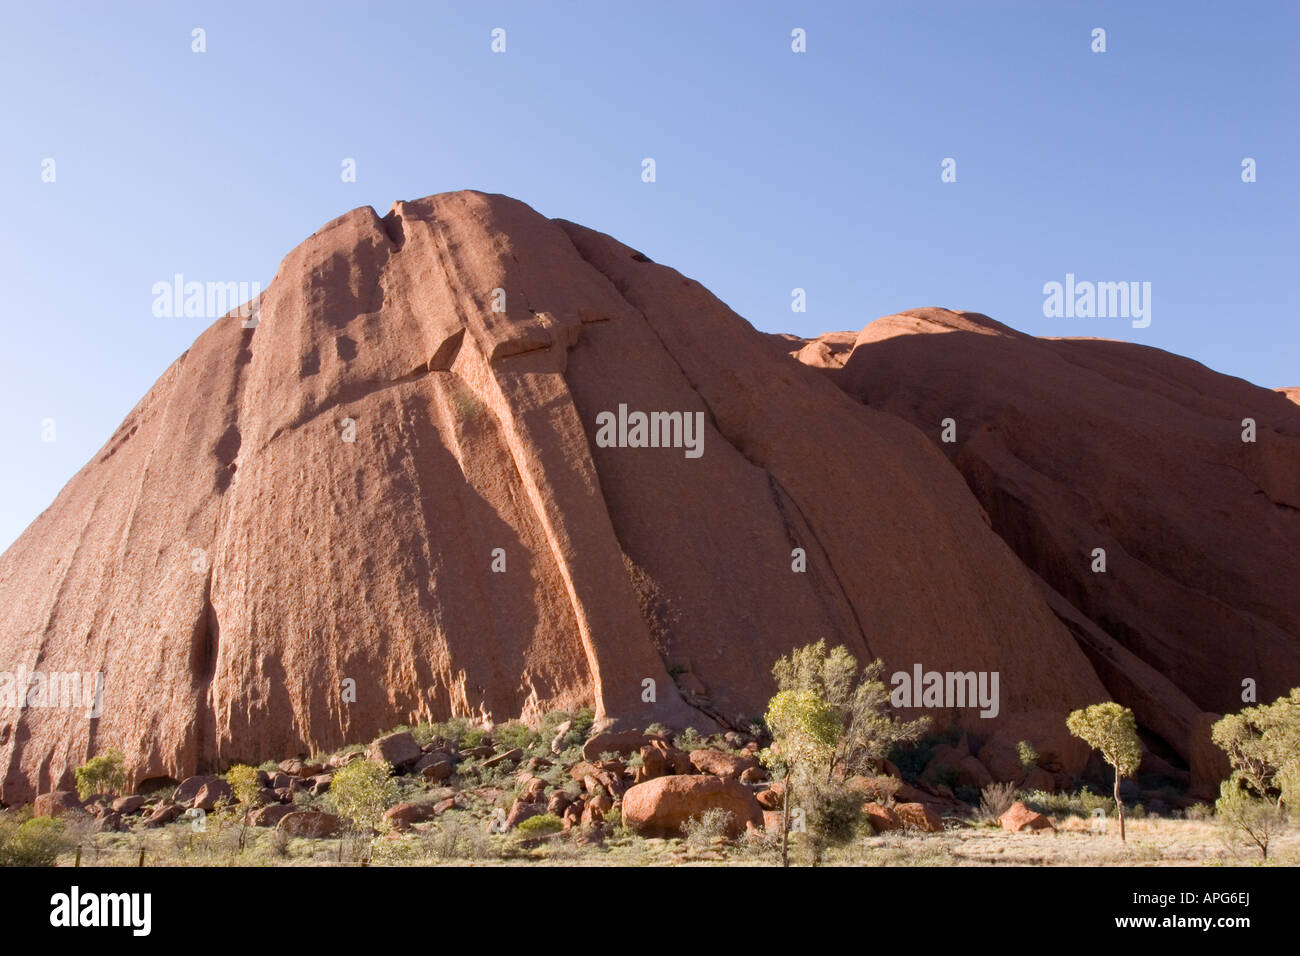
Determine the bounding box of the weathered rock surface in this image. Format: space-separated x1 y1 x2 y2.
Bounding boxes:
893 802 944 833
249 804 297 828
689 748 761 781
0 195 1106 802
33 791 82 818
276 809 342 838
862 802 902 833
368 732 423 771
174 775 227 808
795 308 1300 761
382 801 442 832
621 775 763 837
1000 801 1056 833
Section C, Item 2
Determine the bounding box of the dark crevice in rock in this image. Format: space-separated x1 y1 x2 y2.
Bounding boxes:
379 209 406 249
189 573 221 775
428 327 465 371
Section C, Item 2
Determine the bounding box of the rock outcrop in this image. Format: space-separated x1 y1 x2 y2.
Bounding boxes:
792 307 1300 763
0 195 1111 803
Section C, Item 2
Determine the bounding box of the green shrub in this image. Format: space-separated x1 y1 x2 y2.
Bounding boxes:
675 727 706 752
493 720 540 753
1020 786 1115 818
327 759 398 831
1078 787 1116 816
224 764 261 806
515 813 563 837
538 708 592 753
418 717 490 751
0 810 70 866
1017 740 1039 770
74 749 126 799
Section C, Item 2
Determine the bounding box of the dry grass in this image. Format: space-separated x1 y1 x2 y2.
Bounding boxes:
47 812 1300 867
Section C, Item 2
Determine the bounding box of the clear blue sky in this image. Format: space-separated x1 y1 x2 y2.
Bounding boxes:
1 1 1296 552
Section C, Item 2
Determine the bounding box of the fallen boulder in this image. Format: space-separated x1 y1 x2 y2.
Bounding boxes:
276 809 343 838
1000 801 1056 833
621 775 762 837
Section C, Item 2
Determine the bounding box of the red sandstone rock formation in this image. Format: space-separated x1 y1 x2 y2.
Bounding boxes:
792 308 1300 764
0 196 1113 803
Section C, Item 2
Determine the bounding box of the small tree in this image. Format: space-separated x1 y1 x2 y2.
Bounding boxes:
1215 778 1285 860
762 641 929 866
74 749 126 800
328 758 398 861
771 640 928 781
1066 703 1141 841
224 764 261 850
762 689 838 867
1211 689 1298 859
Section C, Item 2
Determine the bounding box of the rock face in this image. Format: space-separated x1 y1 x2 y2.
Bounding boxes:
793 308 1300 763
0 193 1109 803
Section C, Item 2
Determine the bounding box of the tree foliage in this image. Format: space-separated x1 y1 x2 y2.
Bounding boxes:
224 764 262 806
1211 688 1297 859
327 759 398 831
1066 703 1141 778
1067 702 1141 841
762 640 929 865
1212 688 1299 810
74 749 126 800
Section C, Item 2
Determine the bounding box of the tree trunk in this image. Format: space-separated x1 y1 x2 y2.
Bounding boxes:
1114 770 1125 842
780 771 792 867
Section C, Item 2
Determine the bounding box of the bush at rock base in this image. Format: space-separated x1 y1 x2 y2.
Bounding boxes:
74 749 126 800
0 810 70 866
516 813 563 837
328 758 398 831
